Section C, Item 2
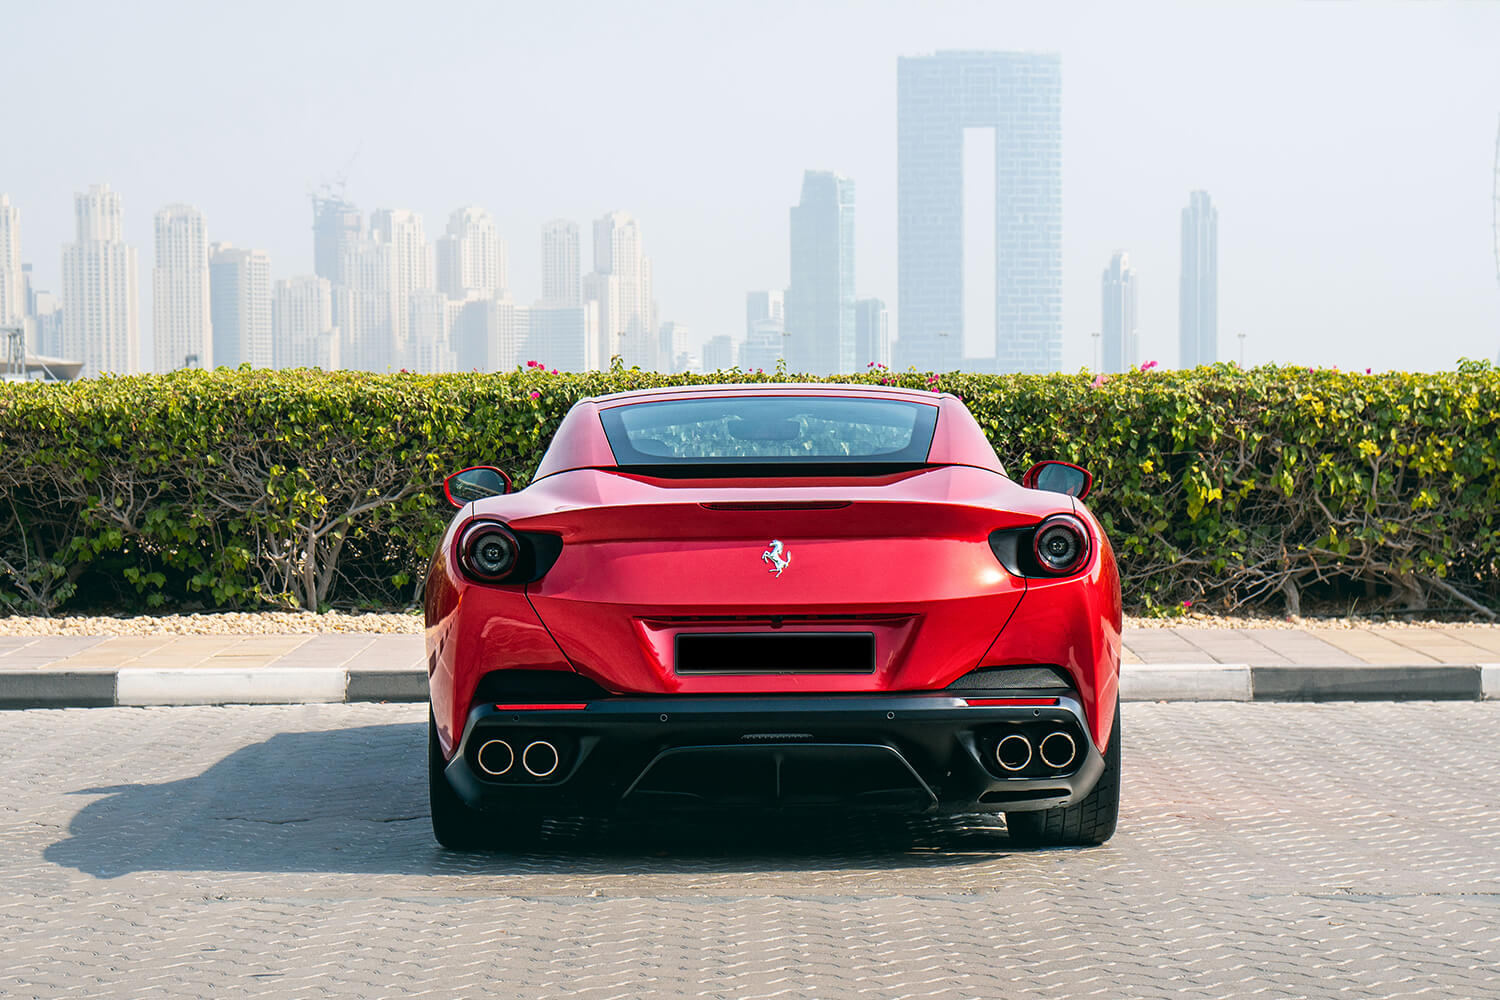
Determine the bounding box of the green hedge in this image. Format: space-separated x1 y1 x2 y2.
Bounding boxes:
2 362 1498 617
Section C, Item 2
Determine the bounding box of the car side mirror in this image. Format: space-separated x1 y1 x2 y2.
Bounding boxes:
1021 460 1092 499
443 466 513 508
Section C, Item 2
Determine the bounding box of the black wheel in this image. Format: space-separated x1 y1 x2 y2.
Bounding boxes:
428 711 488 850
1006 702 1121 847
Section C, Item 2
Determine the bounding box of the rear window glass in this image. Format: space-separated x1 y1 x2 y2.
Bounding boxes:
599 396 938 466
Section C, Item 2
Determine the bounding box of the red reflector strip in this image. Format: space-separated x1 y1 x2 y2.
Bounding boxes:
962 697 1060 707
492 703 588 711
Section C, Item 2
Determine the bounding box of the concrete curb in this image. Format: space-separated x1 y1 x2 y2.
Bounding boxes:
0 663 1497 710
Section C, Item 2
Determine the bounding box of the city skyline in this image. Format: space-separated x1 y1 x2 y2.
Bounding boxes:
4 2 1499 373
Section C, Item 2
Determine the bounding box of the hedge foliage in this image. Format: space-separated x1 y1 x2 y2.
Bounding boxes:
2 362 1498 617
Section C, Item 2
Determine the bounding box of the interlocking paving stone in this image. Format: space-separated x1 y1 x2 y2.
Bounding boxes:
0 702 1495 997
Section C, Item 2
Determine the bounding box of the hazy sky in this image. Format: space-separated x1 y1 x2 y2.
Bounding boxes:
6 0 1500 371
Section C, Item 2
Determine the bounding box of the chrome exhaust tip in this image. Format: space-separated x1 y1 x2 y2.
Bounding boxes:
1038 731 1077 770
995 733 1033 772
476 739 514 777
522 740 560 778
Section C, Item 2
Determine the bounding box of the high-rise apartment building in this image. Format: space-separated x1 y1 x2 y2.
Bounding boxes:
311 192 363 287
1101 251 1138 373
659 321 690 373
0 195 22 331
897 51 1062 373
855 298 890 369
741 319 787 373
272 275 339 369
31 291 63 358
746 290 784 333
785 171 856 374
701 335 736 372
370 208 432 365
435 206 504 300
210 244 272 368
588 212 655 369
152 204 212 370
61 184 139 376
407 288 457 373
339 238 397 370
527 305 596 372
1179 191 1218 368
541 220 581 307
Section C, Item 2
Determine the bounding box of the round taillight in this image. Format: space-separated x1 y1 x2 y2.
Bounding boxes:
460 522 519 582
1032 514 1090 576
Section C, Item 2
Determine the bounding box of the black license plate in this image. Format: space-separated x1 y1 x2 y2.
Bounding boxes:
675 632 876 674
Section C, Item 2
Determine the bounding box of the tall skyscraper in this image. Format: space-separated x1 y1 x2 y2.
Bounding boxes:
785 170 856 374
0 195 22 331
62 184 139 376
340 238 397 370
1179 191 1218 368
701 334 736 372
1101 251 1139 373
407 288 457 373
659 321 690 373
210 244 272 368
582 271 620 369
527 305 596 372
541 220 581 306
741 319 787 373
897 51 1062 374
152 204 212 370
855 298 890 368
588 212 655 368
311 192 363 287
746 290 784 332
272 276 339 369
370 208 432 365
435 206 504 300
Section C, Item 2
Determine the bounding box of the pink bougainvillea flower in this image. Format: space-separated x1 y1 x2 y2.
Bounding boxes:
1182 599 1194 609
528 390 541 400
1138 360 1158 372
1365 368 1372 374
1091 373 1110 388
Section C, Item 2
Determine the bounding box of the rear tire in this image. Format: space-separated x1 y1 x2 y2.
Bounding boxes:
428 711 489 850
1006 702 1121 847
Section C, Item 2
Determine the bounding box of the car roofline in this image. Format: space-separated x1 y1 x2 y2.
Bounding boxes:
584 382 953 406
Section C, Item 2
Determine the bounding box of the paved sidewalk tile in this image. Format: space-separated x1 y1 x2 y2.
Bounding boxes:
1249 629 1366 665
0 636 106 669
1311 628 1439 664
1366 626 1496 663
1120 629 1207 663
267 634 376 669
1168 628 1292 666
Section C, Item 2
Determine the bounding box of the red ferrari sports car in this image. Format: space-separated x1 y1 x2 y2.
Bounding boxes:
425 383 1122 848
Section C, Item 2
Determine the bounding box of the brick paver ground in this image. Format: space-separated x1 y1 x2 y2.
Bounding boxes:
0 702 1496 998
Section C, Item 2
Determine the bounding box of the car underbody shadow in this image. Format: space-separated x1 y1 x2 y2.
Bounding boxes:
44 721 1029 878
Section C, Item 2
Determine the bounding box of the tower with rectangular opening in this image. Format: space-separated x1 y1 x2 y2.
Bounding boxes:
897 51 1061 374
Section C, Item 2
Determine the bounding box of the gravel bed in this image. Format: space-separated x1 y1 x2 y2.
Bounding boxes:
0 610 423 636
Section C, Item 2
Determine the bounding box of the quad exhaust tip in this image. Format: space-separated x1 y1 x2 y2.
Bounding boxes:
995 733 1032 772
522 740 560 778
1038 731 1077 770
476 739 515 777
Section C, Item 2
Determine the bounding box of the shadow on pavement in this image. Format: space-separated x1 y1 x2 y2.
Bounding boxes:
45 721 1024 878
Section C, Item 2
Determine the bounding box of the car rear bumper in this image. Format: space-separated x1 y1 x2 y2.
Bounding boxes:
442 692 1106 816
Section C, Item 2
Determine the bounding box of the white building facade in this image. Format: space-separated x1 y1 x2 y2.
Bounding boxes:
435 206 504 300
1101 251 1139 373
153 204 213 370
0 195 23 333
272 275 339 369
209 244 272 368
541 219 581 307
61 184 139 376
